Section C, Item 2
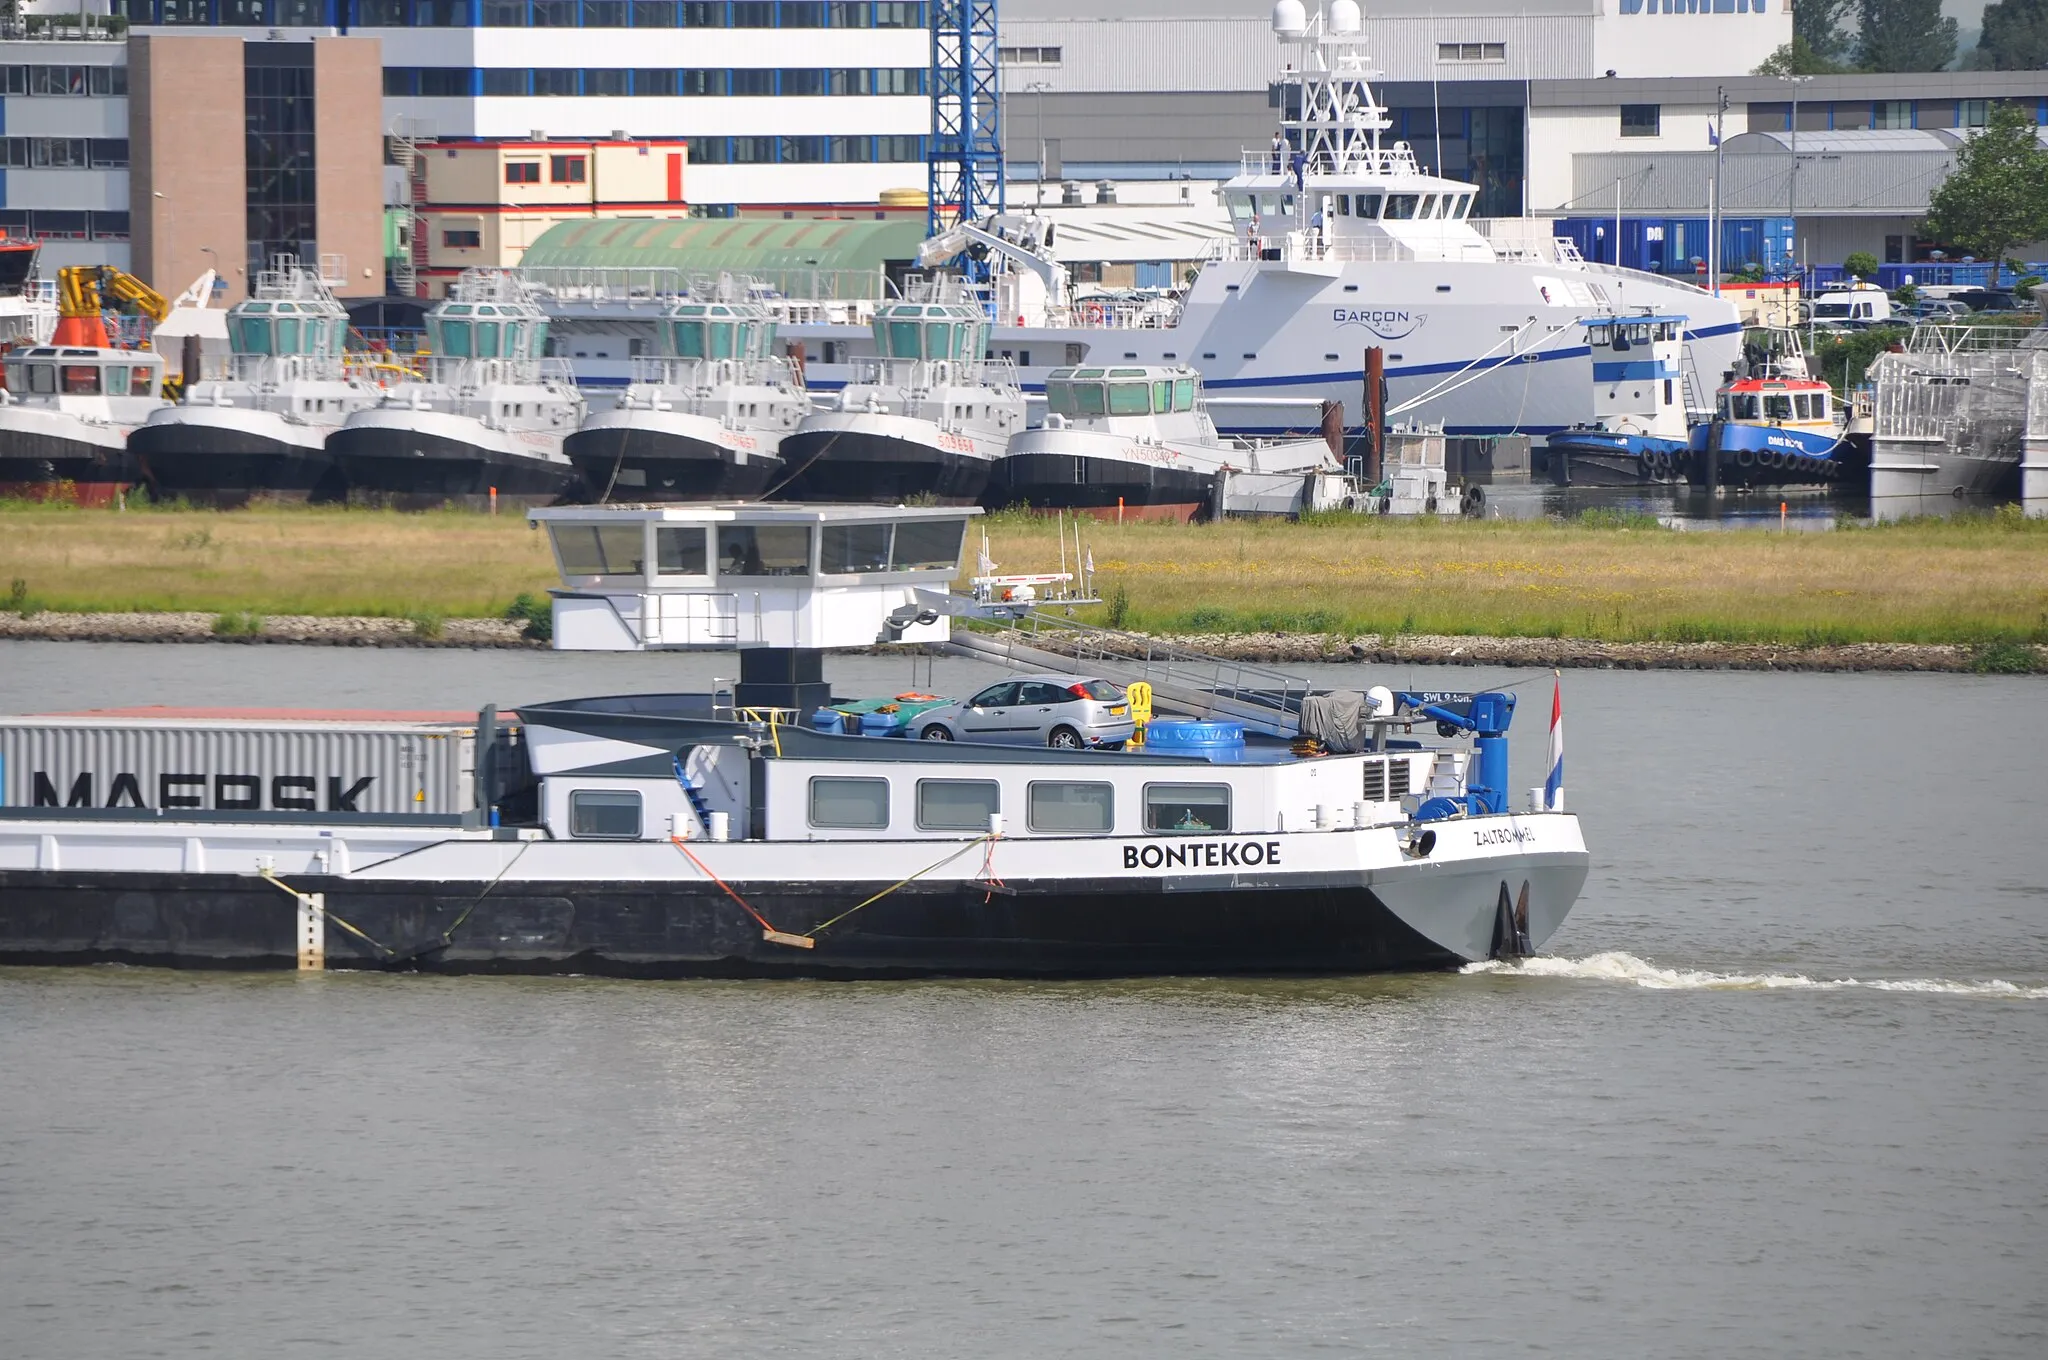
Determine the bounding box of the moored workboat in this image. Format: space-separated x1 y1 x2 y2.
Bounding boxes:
566 283 804 501
1688 331 1846 490
1546 313 1692 487
130 258 376 505
0 501 1588 979
985 362 1339 520
772 282 1023 505
329 269 582 509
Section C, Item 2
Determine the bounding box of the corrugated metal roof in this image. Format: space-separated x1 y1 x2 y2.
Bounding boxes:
517 218 930 272
1726 129 1961 154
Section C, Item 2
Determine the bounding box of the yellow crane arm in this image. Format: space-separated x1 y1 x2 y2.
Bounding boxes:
56 265 103 320
98 267 173 324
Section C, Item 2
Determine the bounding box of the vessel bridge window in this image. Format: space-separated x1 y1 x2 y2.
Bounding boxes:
1108 381 1149 416
551 522 647 577
1725 393 1760 421
569 789 642 839
1028 780 1114 834
1144 782 1231 834
717 524 813 577
1384 194 1420 220
668 304 769 361
917 778 999 832
61 364 100 395
810 775 889 829
1765 393 1794 421
821 522 893 574
655 525 709 577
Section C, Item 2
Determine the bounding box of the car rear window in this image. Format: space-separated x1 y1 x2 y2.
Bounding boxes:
1076 680 1125 701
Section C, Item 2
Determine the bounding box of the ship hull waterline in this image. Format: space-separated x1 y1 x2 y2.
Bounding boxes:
772 422 995 506
328 423 577 511
565 420 783 503
130 412 345 506
984 449 1218 522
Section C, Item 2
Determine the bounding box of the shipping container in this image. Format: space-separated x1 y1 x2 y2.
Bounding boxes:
0 715 482 817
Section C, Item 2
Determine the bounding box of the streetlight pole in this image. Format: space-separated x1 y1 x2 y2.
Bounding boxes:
1782 75 1810 290
1027 80 1051 209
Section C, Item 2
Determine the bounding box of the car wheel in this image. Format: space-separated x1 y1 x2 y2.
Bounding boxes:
920 724 954 741
1048 726 1083 750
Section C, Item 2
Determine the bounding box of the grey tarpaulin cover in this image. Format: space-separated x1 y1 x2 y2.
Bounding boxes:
1300 691 1371 754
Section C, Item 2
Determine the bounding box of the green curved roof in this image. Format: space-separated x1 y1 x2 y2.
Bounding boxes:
518 217 928 273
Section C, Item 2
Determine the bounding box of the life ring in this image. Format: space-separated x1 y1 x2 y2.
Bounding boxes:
1083 302 1105 324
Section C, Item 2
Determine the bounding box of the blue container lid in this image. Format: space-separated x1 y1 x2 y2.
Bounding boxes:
1143 717 1246 750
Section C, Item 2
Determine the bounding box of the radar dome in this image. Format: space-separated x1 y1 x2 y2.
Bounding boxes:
1271 1 1307 37
1328 0 1362 33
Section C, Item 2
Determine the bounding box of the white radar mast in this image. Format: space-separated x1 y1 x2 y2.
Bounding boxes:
1271 1 1416 179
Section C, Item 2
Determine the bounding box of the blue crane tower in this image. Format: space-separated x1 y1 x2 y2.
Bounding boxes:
927 0 1005 278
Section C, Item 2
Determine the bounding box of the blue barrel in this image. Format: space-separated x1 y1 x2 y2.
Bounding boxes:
1143 718 1246 753
860 710 906 737
812 709 848 733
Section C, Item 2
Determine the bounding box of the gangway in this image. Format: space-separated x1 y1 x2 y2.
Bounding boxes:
934 601 1314 739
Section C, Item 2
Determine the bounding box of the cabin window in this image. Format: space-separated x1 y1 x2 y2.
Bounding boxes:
477 322 502 359
1045 383 1077 418
1383 194 1420 220
438 320 472 357
1152 380 1173 412
1355 193 1382 219
916 779 999 832
1145 782 1231 834
134 368 156 396
890 517 967 571
809 776 889 829
1765 394 1794 421
1108 383 1150 416
1732 394 1760 421
1028 781 1114 834
276 318 301 354
27 364 53 393
884 319 921 358
717 524 812 576
553 523 647 577
821 522 893 574
1072 383 1107 416
569 789 642 839
61 365 100 395
1334 195 1349 217
1419 195 1439 219
654 526 708 576
1173 378 1196 411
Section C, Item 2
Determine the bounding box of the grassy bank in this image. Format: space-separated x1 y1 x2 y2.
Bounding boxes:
3 500 2046 648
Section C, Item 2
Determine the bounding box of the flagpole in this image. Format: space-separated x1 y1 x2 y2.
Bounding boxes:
1544 671 1565 813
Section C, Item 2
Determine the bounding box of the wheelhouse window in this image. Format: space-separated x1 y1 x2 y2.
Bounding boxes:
654 525 708 576
1620 105 1660 138
821 522 892 574
916 779 999 831
1383 194 1420 220
569 789 642 839
1144 782 1231 834
1107 382 1150 415
810 776 889 829
1028 781 1114 833
889 517 966 571
717 524 812 576
61 365 101 395
552 523 647 577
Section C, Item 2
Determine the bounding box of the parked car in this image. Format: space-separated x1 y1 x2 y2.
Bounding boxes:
915 674 1135 749
1905 300 1972 319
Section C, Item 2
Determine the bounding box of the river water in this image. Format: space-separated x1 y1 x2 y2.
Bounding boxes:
2 642 2043 1358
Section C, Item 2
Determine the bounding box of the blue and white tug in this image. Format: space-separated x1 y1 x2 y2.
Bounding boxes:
1545 313 1691 486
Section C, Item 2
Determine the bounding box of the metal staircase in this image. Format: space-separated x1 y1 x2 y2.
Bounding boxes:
941 606 1314 739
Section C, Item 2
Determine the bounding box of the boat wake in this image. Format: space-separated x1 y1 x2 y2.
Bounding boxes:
1462 951 2048 999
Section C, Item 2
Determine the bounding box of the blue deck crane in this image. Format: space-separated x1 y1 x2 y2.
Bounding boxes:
927 0 1005 283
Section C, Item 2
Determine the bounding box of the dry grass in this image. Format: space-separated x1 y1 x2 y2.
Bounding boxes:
0 503 558 618
983 507 2048 646
3 501 2046 646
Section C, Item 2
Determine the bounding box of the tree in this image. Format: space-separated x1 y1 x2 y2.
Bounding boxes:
1922 102 2048 288
1844 251 1881 279
1797 0 1862 63
1857 0 1958 70
1755 36 1858 75
1975 0 2048 69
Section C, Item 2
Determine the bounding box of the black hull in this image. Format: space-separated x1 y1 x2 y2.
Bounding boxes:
0 431 137 488
130 424 342 506
1547 449 1647 488
328 426 576 510
0 869 1460 980
984 451 1216 516
564 426 781 503
771 428 991 506
1684 448 1844 491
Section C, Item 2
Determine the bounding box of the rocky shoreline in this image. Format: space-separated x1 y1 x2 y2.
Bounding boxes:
2 611 2039 672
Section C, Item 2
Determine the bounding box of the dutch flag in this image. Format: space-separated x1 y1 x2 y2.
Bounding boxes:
1544 674 1565 812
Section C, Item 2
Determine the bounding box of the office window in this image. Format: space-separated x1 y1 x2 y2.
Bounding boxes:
689 137 730 163
274 0 322 22
730 135 777 163
1957 99 1987 128
551 154 587 182
569 790 642 839
585 68 627 95
420 67 470 96
482 0 526 23
633 1 680 23
585 0 628 22
679 0 726 21
531 0 575 24
481 68 528 95
779 1 826 24
781 136 825 163
678 69 727 95
730 69 774 96
872 67 923 95
442 228 482 248
871 2 922 24
1873 100 1913 130
358 0 407 21
781 69 826 96
810 776 889 829
873 134 921 162
31 210 89 240
506 160 542 183
87 66 126 97
159 0 210 20
731 1 774 23
414 0 469 22
532 68 581 96
1436 42 1505 61
88 139 129 168
220 0 266 22
1620 104 1660 138
89 211 130 242
998 46 1061 66
30 65 86 96
31 137 88 168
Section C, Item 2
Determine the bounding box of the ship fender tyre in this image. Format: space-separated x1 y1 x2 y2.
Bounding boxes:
1735 447 1756 469
1048 726 1084 750
920 724 954 741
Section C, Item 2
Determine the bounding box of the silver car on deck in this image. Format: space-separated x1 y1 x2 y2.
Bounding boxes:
915 674 1135 749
